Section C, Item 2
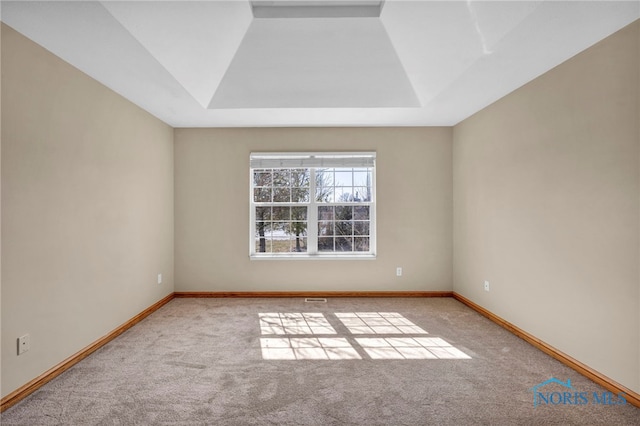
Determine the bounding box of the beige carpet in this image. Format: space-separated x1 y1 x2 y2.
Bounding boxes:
2 297 639 425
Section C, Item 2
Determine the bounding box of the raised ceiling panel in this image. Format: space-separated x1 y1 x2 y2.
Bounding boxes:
209 18 420 109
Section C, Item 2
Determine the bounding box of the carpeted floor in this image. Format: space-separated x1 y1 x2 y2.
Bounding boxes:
2 297 639 425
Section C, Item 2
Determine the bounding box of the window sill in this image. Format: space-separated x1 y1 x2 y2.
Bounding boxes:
250 253 376 261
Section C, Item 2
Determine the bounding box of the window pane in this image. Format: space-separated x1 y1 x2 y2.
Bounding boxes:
254 188 272 203
335 237 353 252
318 221 334 236
272 206 290 220
336 187 354 203
354 221 369 235
316 169 334 185
290 169 310 202
316 187 333 203
354 237 370 252
291 207 307 220
353 190 366 202
318 237 334 251
255 222 270 236
318 206 334 220
290 169 310 187
334 170 353 186
273 187 291 203
354 168 372 201
254 170 272 186
291 222 307 237
255 206 272 221
335 221 353 236
274 222 289 234
354 206 369 220
292 188 310 203
353 170 369 186
335 206 353 220
255 237 272 253
272 239 292 253
292 237 307 253
316 169 333 202
272 169 291 186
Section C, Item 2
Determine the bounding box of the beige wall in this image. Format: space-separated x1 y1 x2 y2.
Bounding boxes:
453 21 640 393
175 127 452 292
1 24 174 398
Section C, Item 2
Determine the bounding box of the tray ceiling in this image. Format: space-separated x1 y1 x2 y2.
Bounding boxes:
2 1 638 127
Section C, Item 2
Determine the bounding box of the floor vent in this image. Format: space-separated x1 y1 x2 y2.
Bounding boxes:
305 298 327 303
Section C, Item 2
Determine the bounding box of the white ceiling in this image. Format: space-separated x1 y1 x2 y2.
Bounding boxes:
2 1 639 128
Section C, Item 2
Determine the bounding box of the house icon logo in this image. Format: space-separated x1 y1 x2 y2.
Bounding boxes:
530 378 572 408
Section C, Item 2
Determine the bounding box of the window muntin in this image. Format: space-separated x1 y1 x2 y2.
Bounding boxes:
255 206 308 253
253 169 310 203
317 205 370 252
315 168 373 203
250 153 375 258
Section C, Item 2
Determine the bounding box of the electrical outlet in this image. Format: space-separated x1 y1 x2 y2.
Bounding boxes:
396 267 403 277
157 273 162 284
484 280 490 292
18 334 30 355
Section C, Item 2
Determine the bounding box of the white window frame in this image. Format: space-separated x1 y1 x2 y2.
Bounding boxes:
250 152 376 259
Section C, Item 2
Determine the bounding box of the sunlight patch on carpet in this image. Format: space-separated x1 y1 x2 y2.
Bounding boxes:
261 337 361 360
258 312 471 360
357 337 471 360
335 312 428 334
259 312 337 335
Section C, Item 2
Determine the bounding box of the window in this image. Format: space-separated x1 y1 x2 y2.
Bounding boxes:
250 152 376 258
